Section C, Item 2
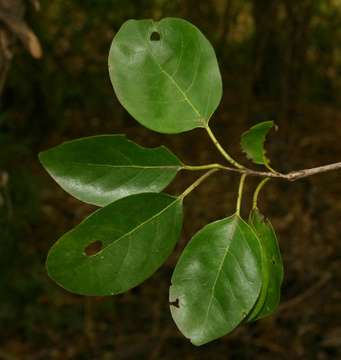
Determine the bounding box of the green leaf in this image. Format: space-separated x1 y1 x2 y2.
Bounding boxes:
169 214 263 346
109 18 222 134
46 193 183 296
240 121 275 167
247 209 284 321
39 135 182 206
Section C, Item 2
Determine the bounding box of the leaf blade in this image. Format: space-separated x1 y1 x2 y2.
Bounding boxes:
240 121 275 166
169 214 262 346
247 209 284 320
46 193 183 296
39 135 182 206
109 18 222 133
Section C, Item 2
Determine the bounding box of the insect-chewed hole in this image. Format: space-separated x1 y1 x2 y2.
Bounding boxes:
169 298 180 308
84 240 103 256
150 31 161 41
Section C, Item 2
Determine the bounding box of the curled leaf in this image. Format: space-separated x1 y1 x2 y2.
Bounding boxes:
240 121 275 167
247 209 284 321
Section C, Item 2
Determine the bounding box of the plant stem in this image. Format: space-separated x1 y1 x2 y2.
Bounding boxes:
264 162 278 174
180 169 218 199
205 125 245 169
236 174 247 216
182 163 227 171
253 177 270 209
182 161 341 181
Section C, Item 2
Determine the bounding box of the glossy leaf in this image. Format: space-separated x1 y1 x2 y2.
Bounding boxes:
169 214 263 346
47 193 183 296
240 121 275 166
39 135 182 206
109 18 222 134
247 209 283 320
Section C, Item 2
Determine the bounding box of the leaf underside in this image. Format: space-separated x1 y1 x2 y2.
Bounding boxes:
47 193 183 296
169 214 263 346
109 17 222 134
39 135 182 206
240 121 274 166
247 209 284 321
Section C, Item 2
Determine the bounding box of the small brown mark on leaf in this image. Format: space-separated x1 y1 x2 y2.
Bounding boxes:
170 298 180 308
84 240 103 256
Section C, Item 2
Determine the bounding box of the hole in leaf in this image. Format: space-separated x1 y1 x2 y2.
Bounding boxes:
271 258 276 264
150 31 161 41
169 298 180 308
84 240 102 256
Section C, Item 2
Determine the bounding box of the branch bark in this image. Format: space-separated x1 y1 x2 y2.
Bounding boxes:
0 0 41 97
183 161 341 181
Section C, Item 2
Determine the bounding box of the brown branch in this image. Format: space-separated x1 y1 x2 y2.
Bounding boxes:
240 161 341 181
0 16 42 58
0 7 42 59
184 161 341 181
281 162 341 181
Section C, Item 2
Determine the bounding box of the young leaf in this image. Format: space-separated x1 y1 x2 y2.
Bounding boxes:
46 193 183 296
169 214 263 346
109 18 222 134
39 135 182 206
247 209 284 321
240 121 275 167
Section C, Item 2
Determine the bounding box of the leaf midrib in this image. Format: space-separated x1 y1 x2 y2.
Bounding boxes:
88 197 180 259
140 26 205 122
61 161 181 170
99 197 180 255
198 216 238 339
53 197 181 280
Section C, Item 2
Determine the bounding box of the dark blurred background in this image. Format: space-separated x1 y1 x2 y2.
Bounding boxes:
0 0 340 359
